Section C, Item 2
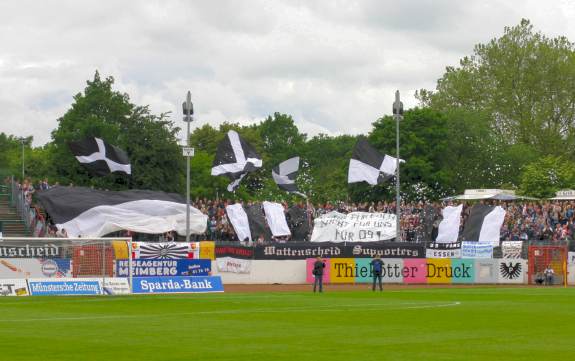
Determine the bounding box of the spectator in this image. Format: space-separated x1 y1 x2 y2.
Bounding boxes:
544 265 555 286
56 228 68 238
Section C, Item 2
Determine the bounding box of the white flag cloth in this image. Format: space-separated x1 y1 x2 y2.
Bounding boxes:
435 205 463 244
478 206 506 245
36 186 207 237
225 204 252 242
263 201 291 237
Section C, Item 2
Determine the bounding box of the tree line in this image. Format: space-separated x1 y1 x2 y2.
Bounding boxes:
2 19 575 201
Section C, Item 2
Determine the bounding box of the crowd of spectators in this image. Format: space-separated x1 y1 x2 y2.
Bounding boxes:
7 177 575 244
190 198 575 244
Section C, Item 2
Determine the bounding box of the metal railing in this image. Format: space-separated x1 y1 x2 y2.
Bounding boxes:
9 178 48 237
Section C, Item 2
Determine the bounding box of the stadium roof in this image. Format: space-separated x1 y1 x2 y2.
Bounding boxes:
550 190 575 200
442 189 538 201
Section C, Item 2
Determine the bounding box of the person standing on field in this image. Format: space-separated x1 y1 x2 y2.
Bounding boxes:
312 256 326 293
370 255 384 291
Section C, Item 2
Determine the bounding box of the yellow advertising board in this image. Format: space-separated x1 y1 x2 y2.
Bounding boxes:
200 241 216 260
425 258 453 284
329 258 356 283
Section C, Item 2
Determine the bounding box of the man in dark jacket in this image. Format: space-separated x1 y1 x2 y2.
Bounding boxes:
312 256 326 293
370 255 384 291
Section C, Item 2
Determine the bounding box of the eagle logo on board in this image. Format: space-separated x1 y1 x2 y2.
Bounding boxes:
500 262 522 279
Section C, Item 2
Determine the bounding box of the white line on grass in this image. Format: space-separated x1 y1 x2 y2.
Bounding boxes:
0 301 461 323
0 294 295 306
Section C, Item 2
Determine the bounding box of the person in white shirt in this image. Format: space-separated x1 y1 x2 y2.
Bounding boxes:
544 265 555 286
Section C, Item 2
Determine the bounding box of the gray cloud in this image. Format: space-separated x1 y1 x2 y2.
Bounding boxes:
0 0 574 146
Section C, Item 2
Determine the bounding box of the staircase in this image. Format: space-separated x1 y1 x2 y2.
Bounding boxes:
0 192 30 237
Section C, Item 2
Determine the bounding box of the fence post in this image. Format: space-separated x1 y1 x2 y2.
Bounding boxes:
102 240 106 286
128 238 133 293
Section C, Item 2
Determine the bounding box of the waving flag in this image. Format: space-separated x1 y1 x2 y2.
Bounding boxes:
69 137 131 176
272 157 305 196
348 137 403 185
211 130 262 191
36 186 207 237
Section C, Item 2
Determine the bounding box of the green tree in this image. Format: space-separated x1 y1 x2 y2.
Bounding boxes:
303 134 357 203
418 19 575 157
441 109 539 191
0 134 34 181
519 156 575 198
259 112 307 166
49 72 184 192
367 108 451 201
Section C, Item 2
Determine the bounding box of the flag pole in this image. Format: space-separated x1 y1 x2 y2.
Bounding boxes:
393 90 403 242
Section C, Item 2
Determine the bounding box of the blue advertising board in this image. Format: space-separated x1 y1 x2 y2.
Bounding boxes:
27 278 102 296
132 276 224 294
116 259 211 277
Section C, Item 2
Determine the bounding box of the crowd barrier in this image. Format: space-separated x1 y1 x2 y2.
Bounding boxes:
211 258 540 285
1 240 572 296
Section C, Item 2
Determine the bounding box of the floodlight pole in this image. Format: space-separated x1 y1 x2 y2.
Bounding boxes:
393 90 403 242
183 91 194 242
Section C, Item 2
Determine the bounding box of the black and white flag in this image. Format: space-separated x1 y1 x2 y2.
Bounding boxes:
348 137 403 185
226 202 290 242
68 137 131 176
461 204 506 246
272 157 305 196
36 186 207 238
211 130 262 192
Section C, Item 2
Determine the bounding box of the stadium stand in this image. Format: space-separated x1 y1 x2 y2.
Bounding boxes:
5 176 575 245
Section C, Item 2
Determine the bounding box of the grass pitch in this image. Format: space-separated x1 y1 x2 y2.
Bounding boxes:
0 287 574 361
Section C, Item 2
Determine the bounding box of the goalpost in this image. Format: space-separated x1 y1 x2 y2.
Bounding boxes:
0 237 133 295
527 245 568 287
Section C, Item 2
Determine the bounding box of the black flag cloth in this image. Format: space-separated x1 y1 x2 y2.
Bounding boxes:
348 137 402 185
461 204 506 244
272 157 303 195
36 186 207 238
211 130 262 191
244 204 273 241
68 137 131 176
287 205 310 241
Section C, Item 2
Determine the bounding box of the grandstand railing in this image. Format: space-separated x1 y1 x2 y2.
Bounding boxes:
10 178 48 237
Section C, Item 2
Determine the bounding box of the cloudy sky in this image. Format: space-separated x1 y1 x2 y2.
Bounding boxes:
1 0 574 146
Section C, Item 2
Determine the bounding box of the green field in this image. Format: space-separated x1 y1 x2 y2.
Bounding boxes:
0 287 574 361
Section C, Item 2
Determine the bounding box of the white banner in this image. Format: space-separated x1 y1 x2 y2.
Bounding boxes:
263 201 291 237
226 204 252 242
216 257 252 274
568 252 575 265
0 279 29 296
311 212 396 243
426 242 462 258
103 278 131 295
478 206 506 246
0 258 72 278
461 242 493 259
501 241 523 259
